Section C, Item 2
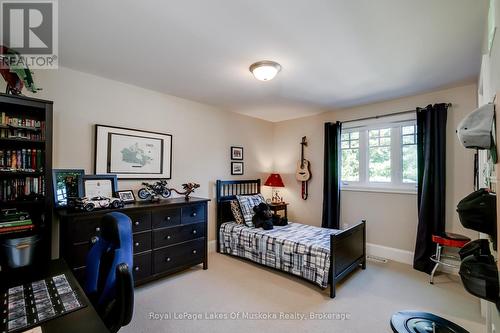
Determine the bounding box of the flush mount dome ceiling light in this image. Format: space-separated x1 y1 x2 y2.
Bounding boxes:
249 60 281 81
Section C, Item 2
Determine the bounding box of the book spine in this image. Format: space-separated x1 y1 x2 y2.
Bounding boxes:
0 220 33 228
11 150 16 170
31 149 36 170
36 150 42 171
0 225 35 234
16 149 21 170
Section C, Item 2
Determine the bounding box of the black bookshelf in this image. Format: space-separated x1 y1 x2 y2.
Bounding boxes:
0 93 53 271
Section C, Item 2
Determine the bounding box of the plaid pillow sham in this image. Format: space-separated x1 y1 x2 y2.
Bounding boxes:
236 194 266 227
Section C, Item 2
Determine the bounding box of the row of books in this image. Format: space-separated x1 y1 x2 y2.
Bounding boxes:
0 149 43 172
0 113 43 129
0 128 45 141
0 177 45 201
0 218 34 234
0 113 46 140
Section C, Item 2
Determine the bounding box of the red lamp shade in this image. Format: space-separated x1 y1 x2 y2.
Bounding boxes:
264 173 285 187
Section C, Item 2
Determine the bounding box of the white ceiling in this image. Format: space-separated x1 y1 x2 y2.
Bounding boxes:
59 0 488 122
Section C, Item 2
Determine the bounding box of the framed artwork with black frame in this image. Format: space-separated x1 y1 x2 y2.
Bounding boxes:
231 146 244 160
83 174 118 198
116 190 136 204
231 162 244 175
52 169 85 208
94 125 173 179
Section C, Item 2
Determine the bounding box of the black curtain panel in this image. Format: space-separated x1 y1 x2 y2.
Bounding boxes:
322 121 342 229
413 103 448 273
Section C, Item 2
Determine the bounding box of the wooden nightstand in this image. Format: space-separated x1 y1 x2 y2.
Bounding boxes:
268 202 288 219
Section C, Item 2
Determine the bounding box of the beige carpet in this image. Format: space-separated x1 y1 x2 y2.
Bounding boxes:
122 252 485 333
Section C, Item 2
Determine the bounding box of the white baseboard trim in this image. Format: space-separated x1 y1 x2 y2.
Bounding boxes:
366 243 414 265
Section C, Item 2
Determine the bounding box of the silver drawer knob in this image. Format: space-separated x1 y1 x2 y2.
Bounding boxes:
134 266 139 271
192 250 197 254
192 230 197 235
192 212 197 217
135 242 139 247
166 257 171 262
95 227 100 232
134 221 140 226
166 216 171 221
166 235 171 240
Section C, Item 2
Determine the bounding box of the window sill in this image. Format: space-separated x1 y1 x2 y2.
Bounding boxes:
341 187 417 195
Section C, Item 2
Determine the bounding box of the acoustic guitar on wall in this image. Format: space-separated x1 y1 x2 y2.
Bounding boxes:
296 136 311 182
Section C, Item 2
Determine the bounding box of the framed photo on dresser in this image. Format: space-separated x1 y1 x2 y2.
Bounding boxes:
116 190 136 204
83 175 118 198
94 125 172 179
52 169 85 208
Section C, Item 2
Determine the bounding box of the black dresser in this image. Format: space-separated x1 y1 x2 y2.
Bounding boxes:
57 197 209 286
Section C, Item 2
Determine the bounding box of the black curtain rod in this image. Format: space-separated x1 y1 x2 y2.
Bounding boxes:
340 103 452 125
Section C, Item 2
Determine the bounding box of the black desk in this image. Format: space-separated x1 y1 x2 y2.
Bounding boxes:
0 259 109 333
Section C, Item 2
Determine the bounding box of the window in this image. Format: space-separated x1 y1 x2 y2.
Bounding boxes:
341 132 359 182
368 128 391 182
341 117 417 193
401 125 417 184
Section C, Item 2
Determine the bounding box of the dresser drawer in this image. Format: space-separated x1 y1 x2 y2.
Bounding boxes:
67 242 91 268
129 211 152 233
133 231 152 254
69 217 102 244
73 267 86 286
133 251 152 282
152 208 181 229
181 204 206 224
153 222 205 248
153 239 204 274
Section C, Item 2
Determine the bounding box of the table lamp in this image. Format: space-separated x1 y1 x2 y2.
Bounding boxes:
264 173 285 203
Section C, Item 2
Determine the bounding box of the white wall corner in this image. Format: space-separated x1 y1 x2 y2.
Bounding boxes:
367 243 459 276
208 240 217 253
366 243 414 265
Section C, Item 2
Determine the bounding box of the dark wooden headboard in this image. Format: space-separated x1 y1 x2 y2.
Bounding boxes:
215 179 261 252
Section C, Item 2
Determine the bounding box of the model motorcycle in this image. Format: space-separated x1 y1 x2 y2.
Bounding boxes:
137 180 172 201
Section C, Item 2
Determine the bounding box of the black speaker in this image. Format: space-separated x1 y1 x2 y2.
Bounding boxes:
459 239 491 260
459 254 499 304
457 189 496 237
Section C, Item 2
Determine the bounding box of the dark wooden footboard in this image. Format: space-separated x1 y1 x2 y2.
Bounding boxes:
329 220 366 298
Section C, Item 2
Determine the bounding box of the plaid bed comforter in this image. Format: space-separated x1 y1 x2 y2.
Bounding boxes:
219 222 341 288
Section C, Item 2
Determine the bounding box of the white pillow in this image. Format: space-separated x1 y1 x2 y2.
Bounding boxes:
236 194 266 227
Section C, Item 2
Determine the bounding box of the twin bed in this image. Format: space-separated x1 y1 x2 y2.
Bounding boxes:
215 179 366 298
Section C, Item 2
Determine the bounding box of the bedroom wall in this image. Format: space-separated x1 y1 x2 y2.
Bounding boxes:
0 67 275 256
0 70 478 258
273 83 478 254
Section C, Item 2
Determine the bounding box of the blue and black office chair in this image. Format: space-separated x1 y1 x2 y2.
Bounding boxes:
85 212 134 333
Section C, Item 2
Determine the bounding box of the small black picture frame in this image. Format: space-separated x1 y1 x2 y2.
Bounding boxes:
231 162 244 175
231 146 244 160
83 174 118 198
52 169 85 208
116 190 136 204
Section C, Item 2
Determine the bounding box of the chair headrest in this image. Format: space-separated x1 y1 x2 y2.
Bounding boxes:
100 212 132 247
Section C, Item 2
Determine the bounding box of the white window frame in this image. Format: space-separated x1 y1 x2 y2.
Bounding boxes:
341 115 418 194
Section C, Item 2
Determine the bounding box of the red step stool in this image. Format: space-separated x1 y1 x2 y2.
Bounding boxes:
430 232 471 284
